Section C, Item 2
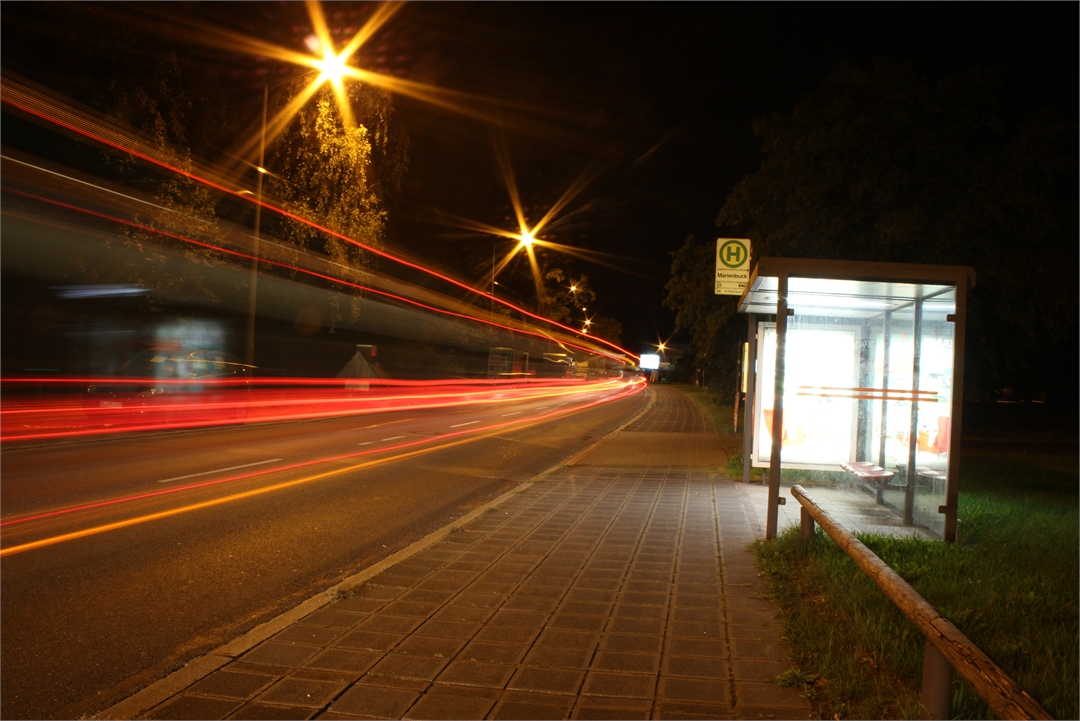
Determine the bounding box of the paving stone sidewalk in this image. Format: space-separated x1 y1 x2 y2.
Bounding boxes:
105 386 812 720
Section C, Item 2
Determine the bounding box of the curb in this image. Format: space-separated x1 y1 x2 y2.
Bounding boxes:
95 384 653 720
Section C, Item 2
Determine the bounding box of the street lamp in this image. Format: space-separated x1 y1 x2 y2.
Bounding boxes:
240 60 343 368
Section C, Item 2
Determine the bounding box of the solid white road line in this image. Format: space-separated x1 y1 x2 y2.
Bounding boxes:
157 459 284 484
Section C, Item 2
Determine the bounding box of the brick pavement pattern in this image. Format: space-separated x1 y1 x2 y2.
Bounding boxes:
135 387 811 720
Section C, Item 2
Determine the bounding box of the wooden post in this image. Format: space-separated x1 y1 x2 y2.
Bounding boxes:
921 641 953 719
790 485 1051 721
800 506 815 540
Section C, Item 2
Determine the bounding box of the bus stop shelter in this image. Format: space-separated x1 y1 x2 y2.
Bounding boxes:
738 257 976 542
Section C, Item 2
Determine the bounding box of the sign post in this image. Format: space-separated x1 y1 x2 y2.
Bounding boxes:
715 238 751 296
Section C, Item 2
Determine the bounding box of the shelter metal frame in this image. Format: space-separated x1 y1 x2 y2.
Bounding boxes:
738 257 975 542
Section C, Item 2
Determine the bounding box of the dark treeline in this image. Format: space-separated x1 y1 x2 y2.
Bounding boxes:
666 62 1077 405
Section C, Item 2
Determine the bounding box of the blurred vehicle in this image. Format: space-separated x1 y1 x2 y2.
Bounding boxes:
85 349 253 427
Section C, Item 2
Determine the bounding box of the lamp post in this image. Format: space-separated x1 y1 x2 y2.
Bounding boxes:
240 67 321 368
243 84 268 369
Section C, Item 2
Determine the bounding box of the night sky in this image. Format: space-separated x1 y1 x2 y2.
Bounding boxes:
2 2 1075 353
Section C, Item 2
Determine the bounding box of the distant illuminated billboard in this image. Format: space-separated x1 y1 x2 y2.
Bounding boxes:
639 354 661 370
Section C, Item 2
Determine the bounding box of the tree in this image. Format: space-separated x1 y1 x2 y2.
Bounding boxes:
87 44 242 311
587 315 624 345
537 266 623 345
664 235 741 391
538 267 593 324
263 80 407 329
668 61 1077 402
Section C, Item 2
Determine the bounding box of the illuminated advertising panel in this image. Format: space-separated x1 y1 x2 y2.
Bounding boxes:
639 353 661 370
754 322 857 469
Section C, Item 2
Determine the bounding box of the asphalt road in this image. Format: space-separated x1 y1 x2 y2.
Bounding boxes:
0 380 647 720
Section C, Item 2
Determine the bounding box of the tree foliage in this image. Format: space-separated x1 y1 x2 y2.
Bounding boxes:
538 266 623 344
264 80 407 329
664 235 742 390
538 267 593 323
668 61 1077 401
88 44 239 310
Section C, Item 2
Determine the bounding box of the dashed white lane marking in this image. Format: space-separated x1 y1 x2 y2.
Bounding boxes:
382 435 407 441
450 420 481 428
363 417 416 429
501 412 522 416
157 459 283 484
357 441 373 446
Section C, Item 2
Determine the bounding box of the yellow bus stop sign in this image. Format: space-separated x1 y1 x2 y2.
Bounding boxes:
715 238 751 295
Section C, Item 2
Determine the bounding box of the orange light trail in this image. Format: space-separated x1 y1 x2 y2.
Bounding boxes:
0 89 637 361
0 379 646 555
2 379 639 528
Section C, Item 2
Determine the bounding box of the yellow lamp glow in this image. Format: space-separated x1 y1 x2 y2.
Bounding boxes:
316 48 349 86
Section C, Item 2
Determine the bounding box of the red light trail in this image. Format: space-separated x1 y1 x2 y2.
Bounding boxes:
3 187 628 364
0 90 639 361
0 378 646 555
1 376 633 442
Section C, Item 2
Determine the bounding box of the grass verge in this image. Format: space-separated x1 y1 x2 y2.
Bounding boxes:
753 451 1078 719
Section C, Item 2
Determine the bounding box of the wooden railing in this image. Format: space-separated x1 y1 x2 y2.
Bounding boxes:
790 484 1052 720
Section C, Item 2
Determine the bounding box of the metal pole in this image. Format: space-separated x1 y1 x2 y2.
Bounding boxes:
877 310 892 468
733 384 740 431
943 275 971 543
244 84 267 368
743 314 756 484
767 274 789 540
904 297 923 526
